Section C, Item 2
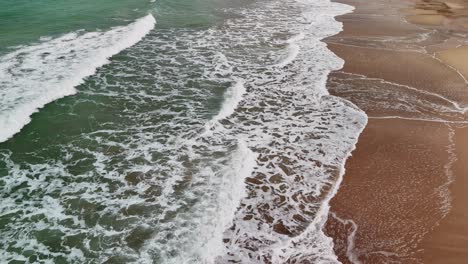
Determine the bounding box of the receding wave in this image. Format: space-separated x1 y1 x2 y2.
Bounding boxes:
0 14 156 143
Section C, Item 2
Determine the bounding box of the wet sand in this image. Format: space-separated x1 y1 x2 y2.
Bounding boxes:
419 125 468 263
324 0 468 263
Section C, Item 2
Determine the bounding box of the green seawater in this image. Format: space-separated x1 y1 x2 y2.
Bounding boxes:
0 0 233 262
0 0 362 262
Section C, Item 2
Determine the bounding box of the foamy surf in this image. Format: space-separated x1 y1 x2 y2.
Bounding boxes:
216 0 365 262
0 0 367 262
0 14 156 143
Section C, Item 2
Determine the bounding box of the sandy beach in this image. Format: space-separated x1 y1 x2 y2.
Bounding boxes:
325 0 468 263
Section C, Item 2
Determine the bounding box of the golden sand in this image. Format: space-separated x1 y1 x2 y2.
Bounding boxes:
445 1 465 9
406 14 446 25
437 45 468 81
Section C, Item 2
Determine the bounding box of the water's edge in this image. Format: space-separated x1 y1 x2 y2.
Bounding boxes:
317 1 368 261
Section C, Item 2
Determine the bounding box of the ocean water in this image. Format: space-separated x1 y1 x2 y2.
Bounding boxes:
0 0 367 263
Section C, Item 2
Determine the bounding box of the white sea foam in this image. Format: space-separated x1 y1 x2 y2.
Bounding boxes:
196 140 256 263
0 14 156 143
203 79 247 134
274 44 301 68
213 80 246 122
329 212 361 264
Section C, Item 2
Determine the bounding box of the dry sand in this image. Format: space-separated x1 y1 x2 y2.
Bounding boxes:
402 0 468 28
406 14 447 25
437 45 468 81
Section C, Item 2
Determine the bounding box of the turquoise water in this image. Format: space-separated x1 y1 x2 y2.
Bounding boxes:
0 0 366 263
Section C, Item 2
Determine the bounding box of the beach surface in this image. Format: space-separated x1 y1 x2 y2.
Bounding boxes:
324 0 468 263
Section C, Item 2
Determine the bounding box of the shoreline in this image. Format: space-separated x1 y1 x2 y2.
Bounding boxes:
324 0 468 262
